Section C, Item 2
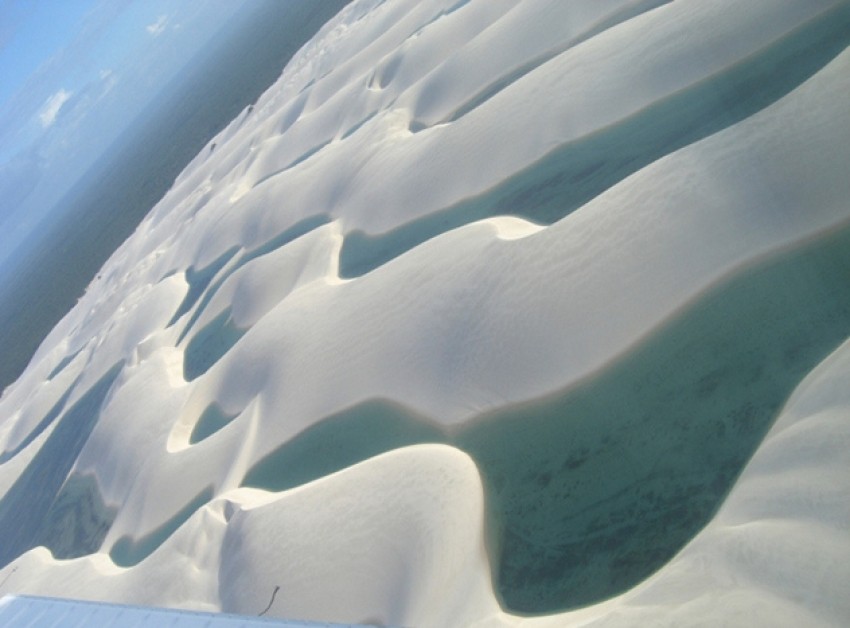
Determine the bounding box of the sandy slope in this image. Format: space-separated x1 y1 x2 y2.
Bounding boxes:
1 0 849 625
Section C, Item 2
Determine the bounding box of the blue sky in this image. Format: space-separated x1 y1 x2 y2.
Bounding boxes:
0 0 248 270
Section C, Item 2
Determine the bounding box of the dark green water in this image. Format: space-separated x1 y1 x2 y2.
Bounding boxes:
242 400 445 493
243 222 850 613
455 223 850 612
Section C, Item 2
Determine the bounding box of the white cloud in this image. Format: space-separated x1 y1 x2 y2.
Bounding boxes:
38 89 73 128
146 14 169 37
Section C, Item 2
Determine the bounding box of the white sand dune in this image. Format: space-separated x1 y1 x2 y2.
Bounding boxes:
1 0 849 625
